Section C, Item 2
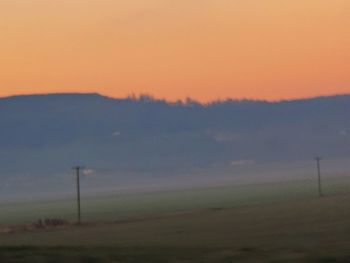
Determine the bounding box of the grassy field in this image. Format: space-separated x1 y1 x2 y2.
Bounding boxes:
1 178 350 262
2 175 350 225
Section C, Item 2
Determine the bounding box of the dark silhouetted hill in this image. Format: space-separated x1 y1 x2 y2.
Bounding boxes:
0 93 350 188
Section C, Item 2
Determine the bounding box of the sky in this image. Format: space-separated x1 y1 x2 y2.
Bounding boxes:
0 0 349 102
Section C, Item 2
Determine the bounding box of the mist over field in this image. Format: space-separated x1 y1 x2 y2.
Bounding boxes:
1 93 350 198
2 93 350 263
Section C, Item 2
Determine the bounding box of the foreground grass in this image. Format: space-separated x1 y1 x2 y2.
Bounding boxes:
1 193 350 262
1 246 350 263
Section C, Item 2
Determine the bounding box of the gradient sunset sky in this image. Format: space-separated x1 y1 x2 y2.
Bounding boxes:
0 0 349 102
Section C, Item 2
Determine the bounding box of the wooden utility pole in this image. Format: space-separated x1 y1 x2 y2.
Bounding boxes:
315 157 323 197
73 166 84 224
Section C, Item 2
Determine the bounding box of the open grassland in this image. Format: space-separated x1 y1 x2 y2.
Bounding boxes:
1 177 350 262
1 175 350 225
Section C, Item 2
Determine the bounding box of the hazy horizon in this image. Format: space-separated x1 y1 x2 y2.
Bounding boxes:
1 1 350 261
2 91 350 104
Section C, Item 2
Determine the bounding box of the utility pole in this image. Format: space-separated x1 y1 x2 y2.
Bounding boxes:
315 157 323 197
73 166 84 224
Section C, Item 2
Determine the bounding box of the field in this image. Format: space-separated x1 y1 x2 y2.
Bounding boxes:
1 177 350 262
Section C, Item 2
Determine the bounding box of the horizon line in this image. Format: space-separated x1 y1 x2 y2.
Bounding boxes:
1 91 350 105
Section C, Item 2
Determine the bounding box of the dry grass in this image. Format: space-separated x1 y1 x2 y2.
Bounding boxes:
0 194 350 261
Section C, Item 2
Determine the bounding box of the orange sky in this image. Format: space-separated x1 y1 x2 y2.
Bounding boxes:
0 0 349 102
